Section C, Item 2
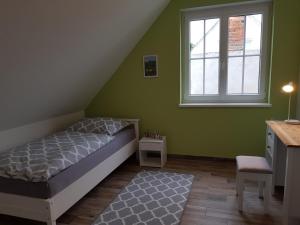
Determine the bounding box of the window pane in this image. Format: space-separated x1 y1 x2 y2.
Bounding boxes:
190 59 203 95
227 57 243 94
204 58 219 94
205 19 220 58
244 56 260 93
190 20 204 59
245 14 262 55
183 3 269 103
228 16 245 56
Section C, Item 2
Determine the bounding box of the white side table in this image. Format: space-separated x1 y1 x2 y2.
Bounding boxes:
139 136 167 167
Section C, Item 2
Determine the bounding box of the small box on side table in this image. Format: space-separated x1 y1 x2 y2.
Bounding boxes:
139 136 167 167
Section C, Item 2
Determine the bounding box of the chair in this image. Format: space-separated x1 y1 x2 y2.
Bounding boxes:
236 155 272 213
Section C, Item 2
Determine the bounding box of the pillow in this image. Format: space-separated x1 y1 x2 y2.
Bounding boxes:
67 117 107 134
102 118 130 136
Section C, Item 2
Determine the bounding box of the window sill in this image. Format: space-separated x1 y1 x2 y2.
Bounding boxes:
179 103 272 108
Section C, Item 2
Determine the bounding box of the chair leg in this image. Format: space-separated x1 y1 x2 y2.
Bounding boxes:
259 181 264 199
236 172 239 196
237 174 244 211
271 184 275 196
264 175 272 213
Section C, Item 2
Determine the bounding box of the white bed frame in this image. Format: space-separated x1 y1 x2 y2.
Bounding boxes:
0 119 139 225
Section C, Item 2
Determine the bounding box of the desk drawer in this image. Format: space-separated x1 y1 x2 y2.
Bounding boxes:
266 144 274 158
267 126 275 141
139 142 163 151
265 147 273 167
267 135 274 148
266 126 275 162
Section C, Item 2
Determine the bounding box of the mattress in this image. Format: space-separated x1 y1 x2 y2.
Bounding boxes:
0 125 135 199
0 131 114 182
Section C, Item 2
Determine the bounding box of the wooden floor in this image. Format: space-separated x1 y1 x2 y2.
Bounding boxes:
0 157 283 225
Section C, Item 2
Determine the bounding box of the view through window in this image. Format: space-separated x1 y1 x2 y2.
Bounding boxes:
182 2 270 104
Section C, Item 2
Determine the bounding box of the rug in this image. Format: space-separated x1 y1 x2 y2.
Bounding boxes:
92 170 194 225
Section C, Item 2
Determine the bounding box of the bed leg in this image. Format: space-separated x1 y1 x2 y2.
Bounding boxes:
47 220 56 225
46 200 56 225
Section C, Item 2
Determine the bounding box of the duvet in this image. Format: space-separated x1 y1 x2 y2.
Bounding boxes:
0 131 114 182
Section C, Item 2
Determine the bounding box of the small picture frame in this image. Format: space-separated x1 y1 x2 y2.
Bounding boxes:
143 55 158 78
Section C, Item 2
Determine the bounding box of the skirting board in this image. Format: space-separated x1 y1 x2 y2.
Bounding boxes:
168 154 235 162
0 111 84 152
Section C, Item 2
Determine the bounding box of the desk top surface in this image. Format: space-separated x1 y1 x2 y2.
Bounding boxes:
266 120 300 147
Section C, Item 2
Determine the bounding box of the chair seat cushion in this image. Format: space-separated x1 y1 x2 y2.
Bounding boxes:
236 156 272 174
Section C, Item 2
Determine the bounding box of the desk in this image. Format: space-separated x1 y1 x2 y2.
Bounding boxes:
266 121 300 225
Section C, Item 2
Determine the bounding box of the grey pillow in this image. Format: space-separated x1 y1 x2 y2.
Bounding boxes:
102 118 130 136
67 117 107 134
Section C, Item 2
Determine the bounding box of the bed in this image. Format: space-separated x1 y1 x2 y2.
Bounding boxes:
0 118 139 225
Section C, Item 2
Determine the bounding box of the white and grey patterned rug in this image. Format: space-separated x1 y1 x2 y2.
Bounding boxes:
92 171 194 225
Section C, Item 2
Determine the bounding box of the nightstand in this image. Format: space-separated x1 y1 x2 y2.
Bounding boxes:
139 136 167 167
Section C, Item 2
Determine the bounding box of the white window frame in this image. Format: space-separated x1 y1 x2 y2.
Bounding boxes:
181 1 272 105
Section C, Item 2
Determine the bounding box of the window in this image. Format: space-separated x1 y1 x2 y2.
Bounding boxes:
181 1 271 105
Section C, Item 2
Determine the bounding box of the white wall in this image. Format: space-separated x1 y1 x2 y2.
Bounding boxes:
0 111 84 152
0 0 170 131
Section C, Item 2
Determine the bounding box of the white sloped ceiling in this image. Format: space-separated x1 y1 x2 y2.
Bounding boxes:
0 0 170 131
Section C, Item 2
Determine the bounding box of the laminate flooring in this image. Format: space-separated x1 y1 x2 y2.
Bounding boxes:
0 157 283 225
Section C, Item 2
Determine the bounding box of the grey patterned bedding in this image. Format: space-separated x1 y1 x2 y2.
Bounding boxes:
0 131 114 182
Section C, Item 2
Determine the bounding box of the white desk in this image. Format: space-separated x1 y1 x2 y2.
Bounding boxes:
266 121 300 225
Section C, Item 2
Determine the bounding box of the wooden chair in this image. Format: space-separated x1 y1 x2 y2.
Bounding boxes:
236 155 272 213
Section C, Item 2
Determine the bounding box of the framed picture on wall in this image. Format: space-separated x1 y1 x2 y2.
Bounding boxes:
143 55 158 78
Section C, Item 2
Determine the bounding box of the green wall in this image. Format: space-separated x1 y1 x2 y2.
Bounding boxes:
86 0 300 158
